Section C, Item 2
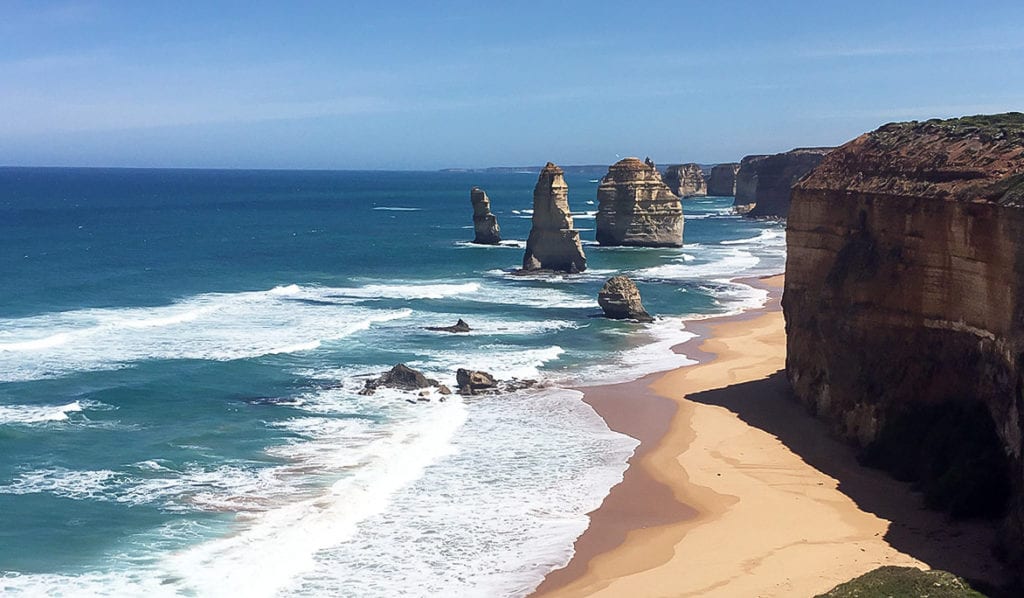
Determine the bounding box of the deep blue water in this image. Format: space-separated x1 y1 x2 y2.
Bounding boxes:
0 167 784 597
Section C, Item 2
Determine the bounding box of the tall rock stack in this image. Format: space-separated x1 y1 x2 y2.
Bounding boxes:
521 162 587 273
784 113 1024 565
707 163 740 196
663 163 707 198
595 157 683 247
470 187 501 244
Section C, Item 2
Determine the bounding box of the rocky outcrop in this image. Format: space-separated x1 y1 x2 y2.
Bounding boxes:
598 276 654 322
733 154 768 211
784 113 1024 561
707 163 740 196
425 319 471 333
456 369 497 394
663 163 707 198
360 364 439 395
470 187 501 244
595 157 683 247
522 163 587 273
746 148 832 218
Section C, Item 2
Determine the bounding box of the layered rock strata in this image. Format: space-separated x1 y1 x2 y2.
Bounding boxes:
598 276 654 322
470 187 501 244
746 148 832 218
733 154 768 212
707 163 740 196
663 163 707 197
522 163 587 273
595 157 683 247
784 113 1024 561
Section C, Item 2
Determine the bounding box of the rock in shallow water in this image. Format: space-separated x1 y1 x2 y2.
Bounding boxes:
425 319 471 333
470 187 501 244
596 157 683 247
598 276 654 322
456 368 497 394
360 364 439 395
521 162 587 273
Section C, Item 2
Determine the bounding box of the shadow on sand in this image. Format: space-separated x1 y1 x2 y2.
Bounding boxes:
687 370 1015 597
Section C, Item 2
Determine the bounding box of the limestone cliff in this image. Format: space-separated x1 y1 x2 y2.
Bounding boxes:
470 187 501 244
663 163 707 198
784 113 1024 560
747 148 832 218
734 154 768 212
707 163 740 196
595 157 683 247
522 162 587 273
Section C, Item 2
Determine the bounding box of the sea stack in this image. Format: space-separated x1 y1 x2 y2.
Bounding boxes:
784 113 1024 561
598 276 654 322
470 187 501 244
745 148 832 218
663 163 707 198
521 162 587 273
707 163 740 196
595 157 683 247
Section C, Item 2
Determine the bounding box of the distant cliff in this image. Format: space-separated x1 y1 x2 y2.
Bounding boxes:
707 163 739 196
596 158 683 247
734 149 832 217
784 113 1024 563
663 163 707 197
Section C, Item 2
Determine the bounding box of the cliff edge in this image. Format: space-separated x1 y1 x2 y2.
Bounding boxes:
784 112 1024 566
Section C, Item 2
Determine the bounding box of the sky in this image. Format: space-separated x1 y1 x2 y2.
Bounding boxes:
1 0 1023 170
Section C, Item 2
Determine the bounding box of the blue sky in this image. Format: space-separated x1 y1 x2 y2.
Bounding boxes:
1 0 1022 169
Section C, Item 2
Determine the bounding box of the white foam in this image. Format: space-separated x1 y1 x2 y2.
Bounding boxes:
0 287 414 382
632 246 760 280
372 206 421 211
719 229 784 245
454 240 527 249
0 400 85 424
331 282 480 300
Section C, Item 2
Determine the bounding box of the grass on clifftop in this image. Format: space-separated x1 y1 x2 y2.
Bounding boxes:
816 566 986 598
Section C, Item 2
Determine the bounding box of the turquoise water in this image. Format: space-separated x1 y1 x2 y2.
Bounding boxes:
0 167 785 596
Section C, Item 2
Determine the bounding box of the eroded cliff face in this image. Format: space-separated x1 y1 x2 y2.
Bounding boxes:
736 148 832 217
707 163 739 196
470 187 501 244
734 154 767 211
595 157 683 247
784 113 1024 560
522 162 587 273
663 163 707 198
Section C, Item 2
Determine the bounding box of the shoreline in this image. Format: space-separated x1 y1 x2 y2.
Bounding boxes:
532 273 1008 597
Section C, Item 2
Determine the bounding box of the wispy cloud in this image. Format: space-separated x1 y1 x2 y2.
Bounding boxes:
799 40 1024 59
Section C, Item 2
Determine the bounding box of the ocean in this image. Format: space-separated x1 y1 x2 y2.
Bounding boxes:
0 167 785 597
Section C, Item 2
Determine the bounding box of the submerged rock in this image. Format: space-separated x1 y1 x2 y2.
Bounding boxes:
521 162 587 273
456 368 498 394
707 163 740 196
598 276 654 322
425 318 471 333
595 157 683 247
360 364 439 395
470 187 501 244
663 163 707 198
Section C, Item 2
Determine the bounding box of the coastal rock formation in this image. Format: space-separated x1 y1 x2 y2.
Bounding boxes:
361 364 439 395
598 276 654 322
425 319 471 333
456 368 497 394
470 187 501 244
733 154 768 212
595 157 683 247
784 113 1024 561
746 148 833 218
663 163 707 197
522 163 587 273
707 163 740 196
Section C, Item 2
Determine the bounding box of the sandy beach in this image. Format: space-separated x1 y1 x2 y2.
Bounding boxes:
533 274 1008 598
